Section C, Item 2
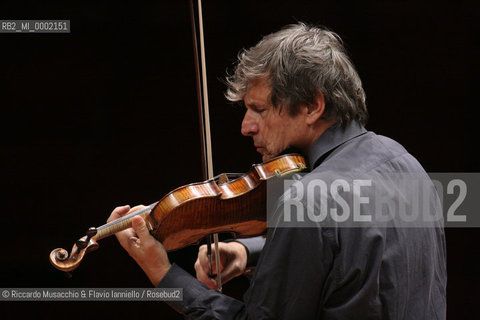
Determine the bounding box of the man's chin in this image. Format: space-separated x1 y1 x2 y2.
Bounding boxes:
262 154 274 162
257 148 276 162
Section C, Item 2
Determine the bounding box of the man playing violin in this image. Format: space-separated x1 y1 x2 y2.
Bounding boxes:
108 23 446 319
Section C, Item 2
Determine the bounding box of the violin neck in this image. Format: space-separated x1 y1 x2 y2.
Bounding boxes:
95 203 157 240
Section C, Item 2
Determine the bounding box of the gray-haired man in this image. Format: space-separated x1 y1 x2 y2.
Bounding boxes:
108 23 447 319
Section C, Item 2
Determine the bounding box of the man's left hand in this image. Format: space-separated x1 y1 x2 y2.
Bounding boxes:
107 205 171 285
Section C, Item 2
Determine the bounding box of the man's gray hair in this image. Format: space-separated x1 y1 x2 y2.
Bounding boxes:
225 23 368 127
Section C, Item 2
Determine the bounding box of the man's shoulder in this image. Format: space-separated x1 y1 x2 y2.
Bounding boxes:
315 130 425 177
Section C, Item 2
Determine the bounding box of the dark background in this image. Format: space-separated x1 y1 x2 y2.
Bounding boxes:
0 0 478 318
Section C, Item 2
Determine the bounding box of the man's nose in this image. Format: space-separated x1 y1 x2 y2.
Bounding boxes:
241 111 259 136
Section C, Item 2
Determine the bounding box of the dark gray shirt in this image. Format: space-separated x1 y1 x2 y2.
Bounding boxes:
158 122 447 319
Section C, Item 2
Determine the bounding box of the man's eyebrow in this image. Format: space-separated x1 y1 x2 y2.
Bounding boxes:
244 101 265 109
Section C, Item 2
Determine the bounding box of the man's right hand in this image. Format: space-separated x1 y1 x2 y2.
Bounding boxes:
194 241 248 289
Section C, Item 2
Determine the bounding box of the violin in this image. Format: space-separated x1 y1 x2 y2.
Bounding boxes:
49 154 306 272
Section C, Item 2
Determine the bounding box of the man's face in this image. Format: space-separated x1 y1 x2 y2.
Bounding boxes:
241 78 305 161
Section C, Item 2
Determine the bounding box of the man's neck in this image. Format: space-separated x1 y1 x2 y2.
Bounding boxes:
300 119 337 157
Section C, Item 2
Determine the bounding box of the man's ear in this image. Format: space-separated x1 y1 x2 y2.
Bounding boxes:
305 91 326 125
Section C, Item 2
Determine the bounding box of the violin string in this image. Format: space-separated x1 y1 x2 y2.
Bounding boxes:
95 202 157 240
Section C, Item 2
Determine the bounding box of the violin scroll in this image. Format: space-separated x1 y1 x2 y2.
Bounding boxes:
49 227 99 273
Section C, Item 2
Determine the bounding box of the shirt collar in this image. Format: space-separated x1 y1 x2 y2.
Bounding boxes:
308 121 367 168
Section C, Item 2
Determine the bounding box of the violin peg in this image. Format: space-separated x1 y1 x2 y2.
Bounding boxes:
76 238 88 250
76 227 97 251
86 227 97 239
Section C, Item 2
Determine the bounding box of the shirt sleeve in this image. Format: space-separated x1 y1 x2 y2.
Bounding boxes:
157 263 248 319
233 236 266 269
